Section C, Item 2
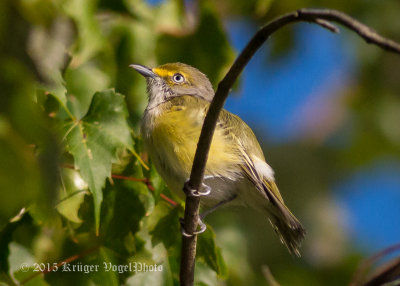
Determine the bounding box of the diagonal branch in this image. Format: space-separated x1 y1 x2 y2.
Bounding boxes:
350 242 400 286
179 8 400 286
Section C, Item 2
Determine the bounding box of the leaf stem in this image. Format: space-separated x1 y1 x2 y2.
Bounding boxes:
61 164 178 207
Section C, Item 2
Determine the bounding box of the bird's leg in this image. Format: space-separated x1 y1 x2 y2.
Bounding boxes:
180 177 214 236
180 217 207 237
200 194 238 220
183 179 211 197
181 177 237 236
180 194 238 237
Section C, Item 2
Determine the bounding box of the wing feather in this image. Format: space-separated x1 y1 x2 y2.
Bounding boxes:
217 110 305 255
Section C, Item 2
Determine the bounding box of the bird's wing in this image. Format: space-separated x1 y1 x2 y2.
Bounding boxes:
218 110 284 201
218 109 305 255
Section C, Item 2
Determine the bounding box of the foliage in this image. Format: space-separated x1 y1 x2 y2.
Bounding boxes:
0 0 234 284
0 0 399 285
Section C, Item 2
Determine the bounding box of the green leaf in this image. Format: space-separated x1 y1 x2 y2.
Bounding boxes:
9 242 50 286
154 0 185 31
56 190 88 224
167 254 180 286
150 207 181 251
26 21 70 107
197 226 227 279
0 117 41 229
13 268 50 286
194 261 219 286
86 247 119 286
65 63 111 119
63 0 105 66
125 268 165 286
65 89 133 233
149 163 166 204
101 180 147 256
0 214 29 280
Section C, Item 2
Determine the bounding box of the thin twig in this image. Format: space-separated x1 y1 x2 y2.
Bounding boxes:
362 258 400 286
179 8 400 286
61 164 178 207
262 265 281 286
315 19 340 33
351 242 400 286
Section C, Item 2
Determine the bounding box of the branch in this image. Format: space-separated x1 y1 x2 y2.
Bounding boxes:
262 265 281 286
61 164 178 207
361 258 400 286
179 8 400 286
350 243 400 286
110 174 178 207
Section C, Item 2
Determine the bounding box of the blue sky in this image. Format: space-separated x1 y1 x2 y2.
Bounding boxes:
335 160 400 253
224 20 354 142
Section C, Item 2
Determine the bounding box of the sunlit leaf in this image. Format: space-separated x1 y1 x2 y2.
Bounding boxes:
197 226 227 279
8 242 50 286
65 89 133 233
56 190 88 224
65 63 111 119
125 267 165 286
0 215 29 281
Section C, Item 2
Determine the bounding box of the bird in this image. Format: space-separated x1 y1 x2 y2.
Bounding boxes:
131 62 305 255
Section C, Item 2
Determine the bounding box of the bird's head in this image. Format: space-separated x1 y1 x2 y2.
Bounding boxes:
130 63 214 110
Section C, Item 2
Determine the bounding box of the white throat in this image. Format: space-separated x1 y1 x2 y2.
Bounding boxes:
145 77 173 111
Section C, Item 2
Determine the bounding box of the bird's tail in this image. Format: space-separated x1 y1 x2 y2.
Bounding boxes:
263 180 306 256
268 209 305 257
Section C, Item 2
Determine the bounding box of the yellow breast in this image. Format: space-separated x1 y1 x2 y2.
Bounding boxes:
142 96 242 192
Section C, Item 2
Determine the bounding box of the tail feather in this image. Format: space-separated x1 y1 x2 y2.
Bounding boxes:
240 161 306 255
263 180 306 256
269 212 306 256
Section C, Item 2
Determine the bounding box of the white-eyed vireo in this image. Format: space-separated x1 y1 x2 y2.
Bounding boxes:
131 62 305 255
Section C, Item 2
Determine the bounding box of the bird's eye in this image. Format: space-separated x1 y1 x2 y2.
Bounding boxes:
172 73 185 83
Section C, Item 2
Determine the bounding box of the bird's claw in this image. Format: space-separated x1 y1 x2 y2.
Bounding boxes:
183 180 211 197
180 217 207 237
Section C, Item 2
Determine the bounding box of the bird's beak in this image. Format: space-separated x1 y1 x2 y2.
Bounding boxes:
129 64 157 78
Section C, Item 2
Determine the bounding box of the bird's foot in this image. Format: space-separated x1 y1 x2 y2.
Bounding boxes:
180 217 207 237
183 180 211 197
